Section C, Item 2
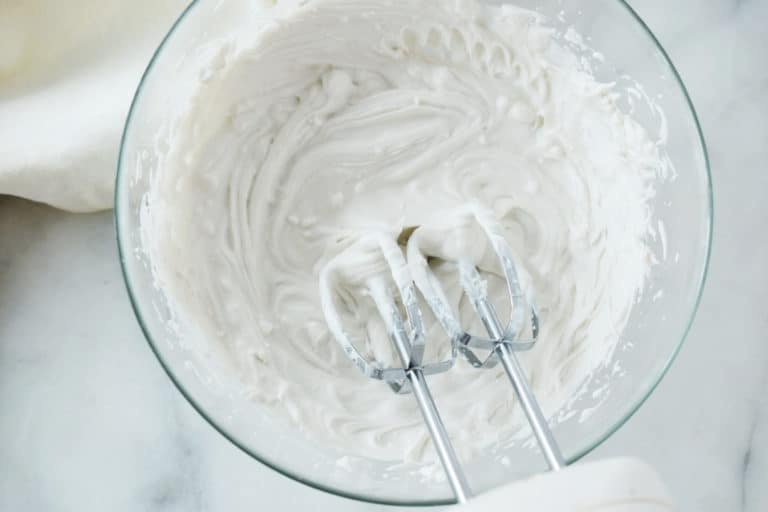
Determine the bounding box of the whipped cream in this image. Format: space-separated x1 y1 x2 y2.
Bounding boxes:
144 0 663 468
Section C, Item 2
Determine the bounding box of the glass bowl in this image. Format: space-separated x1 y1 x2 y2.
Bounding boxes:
115 0 712 506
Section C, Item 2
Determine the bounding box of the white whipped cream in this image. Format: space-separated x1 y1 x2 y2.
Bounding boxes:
144 0 663 468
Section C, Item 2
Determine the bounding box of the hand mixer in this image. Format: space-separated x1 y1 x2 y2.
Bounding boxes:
318 204 564 504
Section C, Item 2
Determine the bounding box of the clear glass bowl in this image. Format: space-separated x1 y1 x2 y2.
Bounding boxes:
115 0 712 506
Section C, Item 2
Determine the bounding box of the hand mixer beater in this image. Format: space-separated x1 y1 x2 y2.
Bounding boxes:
319 204 565 504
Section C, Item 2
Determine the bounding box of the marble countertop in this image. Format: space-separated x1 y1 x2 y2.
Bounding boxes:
2 0 766 510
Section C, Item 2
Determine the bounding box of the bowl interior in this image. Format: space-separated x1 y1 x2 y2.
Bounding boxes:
116 0 711 505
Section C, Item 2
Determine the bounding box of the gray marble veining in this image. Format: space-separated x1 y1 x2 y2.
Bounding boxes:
1 1 767 510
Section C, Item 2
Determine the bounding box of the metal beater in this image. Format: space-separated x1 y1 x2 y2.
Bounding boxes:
319 205 565 503
319 234 472 502
406 203 565 471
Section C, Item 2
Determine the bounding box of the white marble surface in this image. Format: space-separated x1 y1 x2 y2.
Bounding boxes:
1 0 767 510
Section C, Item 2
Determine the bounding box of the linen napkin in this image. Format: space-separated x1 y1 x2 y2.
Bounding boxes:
0 0 187 212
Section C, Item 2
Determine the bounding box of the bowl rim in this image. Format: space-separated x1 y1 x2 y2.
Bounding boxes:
114 0 713 506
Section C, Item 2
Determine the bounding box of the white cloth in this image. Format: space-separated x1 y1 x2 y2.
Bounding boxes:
457 457 675 511
0 0 188 212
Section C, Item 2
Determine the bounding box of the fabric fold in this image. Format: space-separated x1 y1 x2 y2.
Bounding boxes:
0 0 188 212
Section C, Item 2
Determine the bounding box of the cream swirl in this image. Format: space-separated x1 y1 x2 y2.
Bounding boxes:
145 0 661 467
